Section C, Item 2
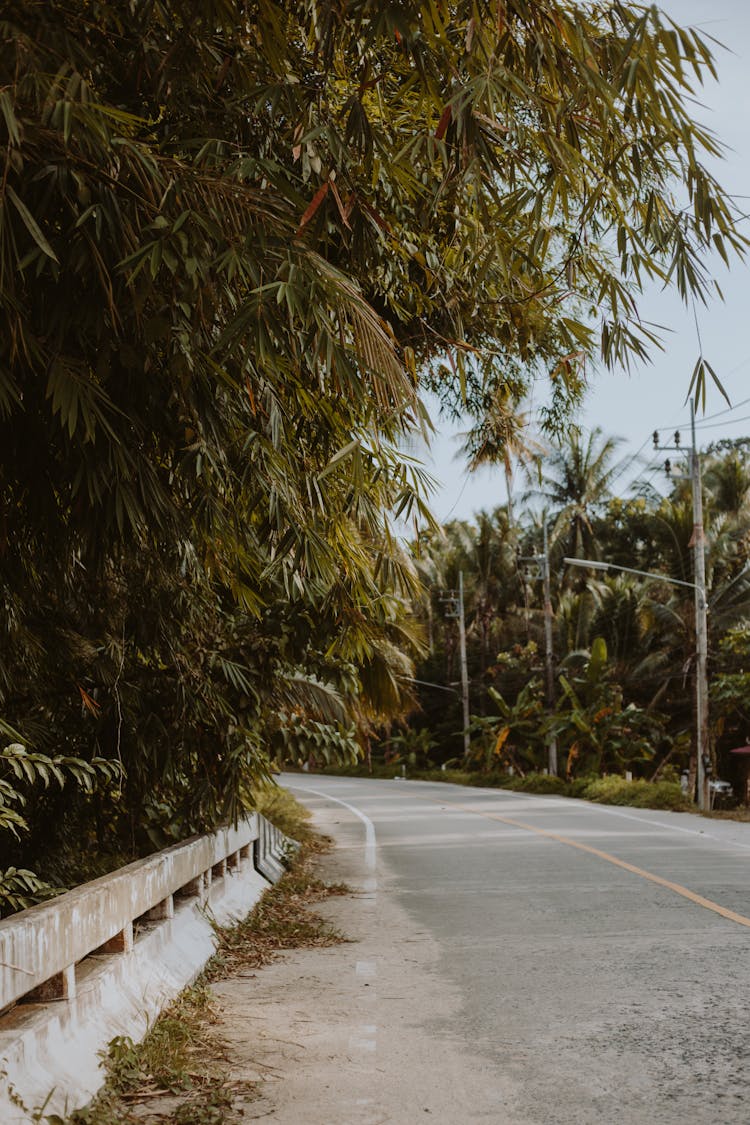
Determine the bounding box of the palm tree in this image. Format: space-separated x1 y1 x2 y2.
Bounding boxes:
525 428 629 560
585 575 676 707
704 448 750 520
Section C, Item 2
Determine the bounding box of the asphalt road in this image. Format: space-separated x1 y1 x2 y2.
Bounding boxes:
275 774 750 1125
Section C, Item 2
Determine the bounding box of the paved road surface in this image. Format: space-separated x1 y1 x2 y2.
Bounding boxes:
258 774 750 1124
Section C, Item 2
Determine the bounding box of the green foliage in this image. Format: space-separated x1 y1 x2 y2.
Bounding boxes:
0 742 120 839
524 429 630 559
388 726 439 767
709 624 750 775
580 777 692 811
711 671 750 724
555 653 663 778
0 0 433 886
0 867 60 915
497 772 572 796
274 715 361 768
472 680 546 773
407 431 750 785
1 0 746 879
0 739 119 913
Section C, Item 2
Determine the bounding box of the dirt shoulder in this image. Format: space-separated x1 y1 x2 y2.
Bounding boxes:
67 791 517 1124
206 797 517 1125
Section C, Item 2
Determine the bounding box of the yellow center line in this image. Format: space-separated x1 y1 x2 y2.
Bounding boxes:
418 794 750 931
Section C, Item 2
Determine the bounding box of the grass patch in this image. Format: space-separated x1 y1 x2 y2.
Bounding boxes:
50 984 242 1124
316 762 750 819
424 769 692 810
203 847 348 983
578 776 693 811
252 782 319 846
314 760 403 781
426 769 692 811
710 807 750 822
53 789 347 1125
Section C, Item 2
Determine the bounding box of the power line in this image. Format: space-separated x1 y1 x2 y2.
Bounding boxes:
694 412 750 433
697 392 750 424
607 434 655 490
607 387 750 495
631 396 750 494
439 471 472 523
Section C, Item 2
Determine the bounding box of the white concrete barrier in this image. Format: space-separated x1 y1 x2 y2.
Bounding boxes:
0 812 289 1121
255 812 290 883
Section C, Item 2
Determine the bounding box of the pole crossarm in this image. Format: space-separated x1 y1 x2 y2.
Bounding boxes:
562 558 707 609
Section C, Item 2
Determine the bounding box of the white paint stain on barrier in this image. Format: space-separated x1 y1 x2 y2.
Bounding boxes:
356 960 377 978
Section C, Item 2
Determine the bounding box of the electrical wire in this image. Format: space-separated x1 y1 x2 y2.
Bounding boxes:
439 471 472 523
696 391 750 424
612 386 750 499
694 412 750 433
606 433 656 491
620 358 750 480
440 357 750 525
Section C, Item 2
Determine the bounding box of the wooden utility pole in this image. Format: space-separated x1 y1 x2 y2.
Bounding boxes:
441 577 471 759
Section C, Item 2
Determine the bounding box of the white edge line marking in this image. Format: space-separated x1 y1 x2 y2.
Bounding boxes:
288 777 750 860
285 783 377 872
578 804 750 852
440 783 750 853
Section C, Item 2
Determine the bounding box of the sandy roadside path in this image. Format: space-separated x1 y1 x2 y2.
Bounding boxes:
209 790 521 1124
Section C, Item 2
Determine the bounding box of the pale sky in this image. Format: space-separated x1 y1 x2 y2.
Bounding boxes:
420 1 750 524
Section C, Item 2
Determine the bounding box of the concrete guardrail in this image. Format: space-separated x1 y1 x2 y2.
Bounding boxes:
0 810 291 1121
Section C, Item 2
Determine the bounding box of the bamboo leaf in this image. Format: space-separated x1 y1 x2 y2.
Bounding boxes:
6 186 59 263
297 182 329 233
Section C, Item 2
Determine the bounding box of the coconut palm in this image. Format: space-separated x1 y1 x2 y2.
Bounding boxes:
525 429 630 561
704 448 750 520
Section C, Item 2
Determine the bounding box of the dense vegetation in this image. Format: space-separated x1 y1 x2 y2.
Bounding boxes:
0 0 745 910
400 432 750 797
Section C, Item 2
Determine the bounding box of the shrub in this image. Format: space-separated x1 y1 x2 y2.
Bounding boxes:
581 777 691 811
510 773 571 795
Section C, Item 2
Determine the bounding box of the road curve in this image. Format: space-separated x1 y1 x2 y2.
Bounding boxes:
271 774 750 1124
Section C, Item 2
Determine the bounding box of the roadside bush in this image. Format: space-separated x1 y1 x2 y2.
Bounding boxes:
252 785 317 845
504 773 571 795
314 764 694 813
581 777 691 811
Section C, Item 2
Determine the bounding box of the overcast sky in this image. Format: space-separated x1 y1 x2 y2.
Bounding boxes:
419 1 750 525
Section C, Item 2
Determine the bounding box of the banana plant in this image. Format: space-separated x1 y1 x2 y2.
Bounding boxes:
553 638 662 777
472 679 546 775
